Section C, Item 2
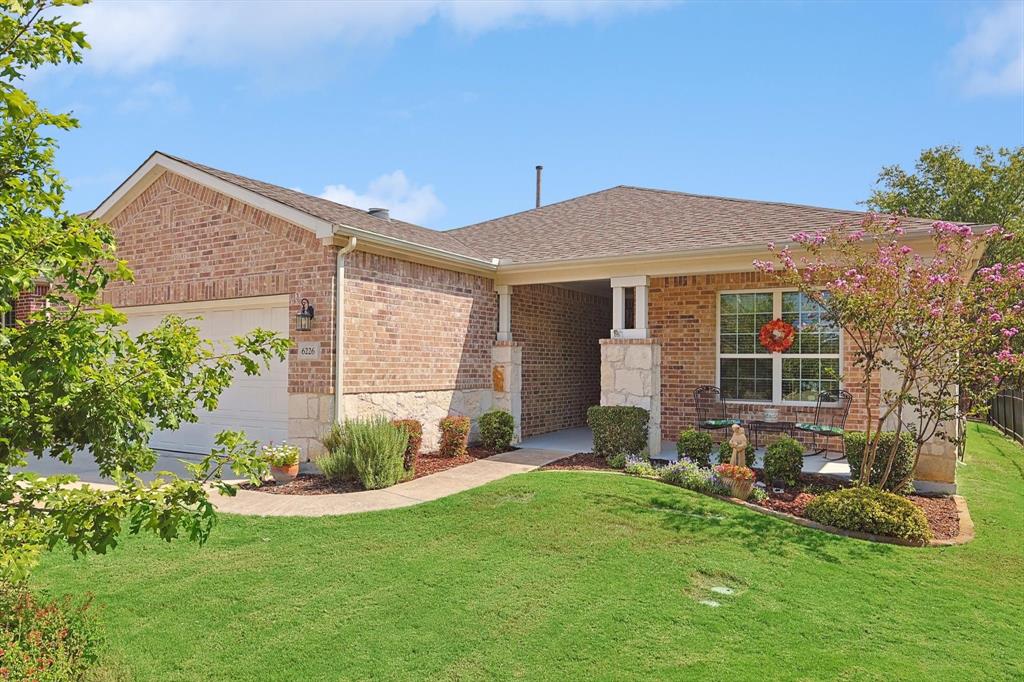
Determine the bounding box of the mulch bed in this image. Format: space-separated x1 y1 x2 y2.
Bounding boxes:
538 452 615 471
746 469 959 541
411 446 507 478
907 495 960 540
538 453 960 540
241 445 512 496
240 474 363 496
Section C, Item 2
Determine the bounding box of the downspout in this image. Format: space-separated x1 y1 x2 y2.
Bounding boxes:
334 236 358 424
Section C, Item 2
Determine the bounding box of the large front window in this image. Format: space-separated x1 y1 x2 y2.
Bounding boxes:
718 291 840 403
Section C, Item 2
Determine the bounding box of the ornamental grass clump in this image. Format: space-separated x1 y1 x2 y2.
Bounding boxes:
676 429 713 467
342 417 409 490
318 423 356 482
804 486 932 544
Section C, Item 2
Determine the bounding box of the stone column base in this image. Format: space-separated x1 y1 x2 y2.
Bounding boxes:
599 338 661 458
288 393 335 462
492 341 523 444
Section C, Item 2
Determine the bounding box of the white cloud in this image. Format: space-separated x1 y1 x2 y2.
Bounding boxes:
319 171 445 225
951 1 1024 96
116 79 189 113
66 1 662 74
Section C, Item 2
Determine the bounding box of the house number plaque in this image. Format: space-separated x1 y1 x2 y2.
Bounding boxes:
298 341 321 360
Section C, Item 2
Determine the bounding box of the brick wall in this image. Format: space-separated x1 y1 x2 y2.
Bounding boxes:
103 171 336 394
12 283 49 322
650 272 874 445
343 250 496 393
512 284 611 437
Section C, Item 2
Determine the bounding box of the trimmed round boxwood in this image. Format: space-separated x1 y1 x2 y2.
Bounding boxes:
844 431 916 493
479 409 514 451
804 486 932 544
676 429 713 467
763 436 804 486
586 405 649 467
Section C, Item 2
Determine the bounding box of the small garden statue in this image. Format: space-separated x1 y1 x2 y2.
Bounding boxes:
728 424 748 467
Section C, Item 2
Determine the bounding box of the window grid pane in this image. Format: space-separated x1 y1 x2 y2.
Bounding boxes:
720 291 841 404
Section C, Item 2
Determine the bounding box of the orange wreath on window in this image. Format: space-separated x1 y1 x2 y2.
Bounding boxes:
759 319 795 353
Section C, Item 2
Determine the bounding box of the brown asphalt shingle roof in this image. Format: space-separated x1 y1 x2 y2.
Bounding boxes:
163 153 487 260
446 186 940 264
159 154 947 266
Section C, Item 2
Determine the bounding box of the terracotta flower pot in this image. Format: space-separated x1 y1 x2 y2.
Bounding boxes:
271 464 299 484
727 477 755 501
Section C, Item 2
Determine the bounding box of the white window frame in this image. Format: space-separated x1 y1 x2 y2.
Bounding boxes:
715 288 842 407
1 301 14 328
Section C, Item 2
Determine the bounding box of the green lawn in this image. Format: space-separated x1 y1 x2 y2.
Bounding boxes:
36 423 1024 681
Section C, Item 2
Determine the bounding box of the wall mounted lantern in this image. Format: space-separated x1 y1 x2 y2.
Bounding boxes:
296 298 315 331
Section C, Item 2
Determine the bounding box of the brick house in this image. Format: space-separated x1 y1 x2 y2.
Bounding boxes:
80 152 973 491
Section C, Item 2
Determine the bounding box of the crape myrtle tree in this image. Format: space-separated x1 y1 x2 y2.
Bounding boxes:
755 216 1024 490
1 0 289 581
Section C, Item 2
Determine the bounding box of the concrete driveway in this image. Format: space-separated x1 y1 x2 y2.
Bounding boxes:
17 449 229 485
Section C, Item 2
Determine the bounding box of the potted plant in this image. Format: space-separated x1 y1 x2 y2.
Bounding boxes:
265 443 300 484
714 463 756 500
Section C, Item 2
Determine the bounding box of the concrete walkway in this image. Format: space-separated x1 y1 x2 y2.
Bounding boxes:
210 448 566 517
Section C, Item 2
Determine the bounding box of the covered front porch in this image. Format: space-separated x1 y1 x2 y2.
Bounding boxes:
518 426 853 479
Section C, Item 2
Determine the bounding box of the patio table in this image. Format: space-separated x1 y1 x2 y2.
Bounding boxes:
745 420 797 449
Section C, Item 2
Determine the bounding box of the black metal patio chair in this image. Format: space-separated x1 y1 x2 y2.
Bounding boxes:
796 389 853 460
693 385 741 433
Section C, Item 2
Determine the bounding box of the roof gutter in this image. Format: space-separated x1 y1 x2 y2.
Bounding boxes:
331 223 497 272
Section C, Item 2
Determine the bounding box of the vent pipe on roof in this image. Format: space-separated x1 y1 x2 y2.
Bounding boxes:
367 207 390 221
535 165 543 208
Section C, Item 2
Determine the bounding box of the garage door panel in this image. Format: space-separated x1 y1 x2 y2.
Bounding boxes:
123 299 289 455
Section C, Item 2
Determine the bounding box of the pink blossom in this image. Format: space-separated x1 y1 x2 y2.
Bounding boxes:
990 313 1003 323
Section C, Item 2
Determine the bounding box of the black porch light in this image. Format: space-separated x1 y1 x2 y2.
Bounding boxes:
296 298 315 331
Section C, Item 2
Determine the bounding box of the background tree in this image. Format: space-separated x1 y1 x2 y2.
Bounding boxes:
1 0 289 581
864 145 1024 264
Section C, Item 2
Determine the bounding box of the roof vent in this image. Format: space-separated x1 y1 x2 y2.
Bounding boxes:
367 207 390 221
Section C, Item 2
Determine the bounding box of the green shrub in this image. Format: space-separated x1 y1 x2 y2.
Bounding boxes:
763 436 804 486
716 441 756 466
658 459 730 496
439 415 471 458
844 431 916 493
587 405 649 462
804 486 932 544
341 417 409 489
479 409 515 450
317 423 356 481
0 582 100 681
676 429 713 467
392 419 423 471
748 487 769 504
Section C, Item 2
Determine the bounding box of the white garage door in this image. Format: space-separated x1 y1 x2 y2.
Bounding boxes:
122 296 290 454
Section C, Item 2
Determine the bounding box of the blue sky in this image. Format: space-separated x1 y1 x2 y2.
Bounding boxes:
31 0 1024 229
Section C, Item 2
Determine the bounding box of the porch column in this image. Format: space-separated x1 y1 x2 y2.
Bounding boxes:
610 275 649 339
600 338 662 458
492 285 522 443
496 285 513 342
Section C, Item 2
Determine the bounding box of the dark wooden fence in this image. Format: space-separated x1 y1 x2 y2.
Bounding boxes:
990 386 1024 443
